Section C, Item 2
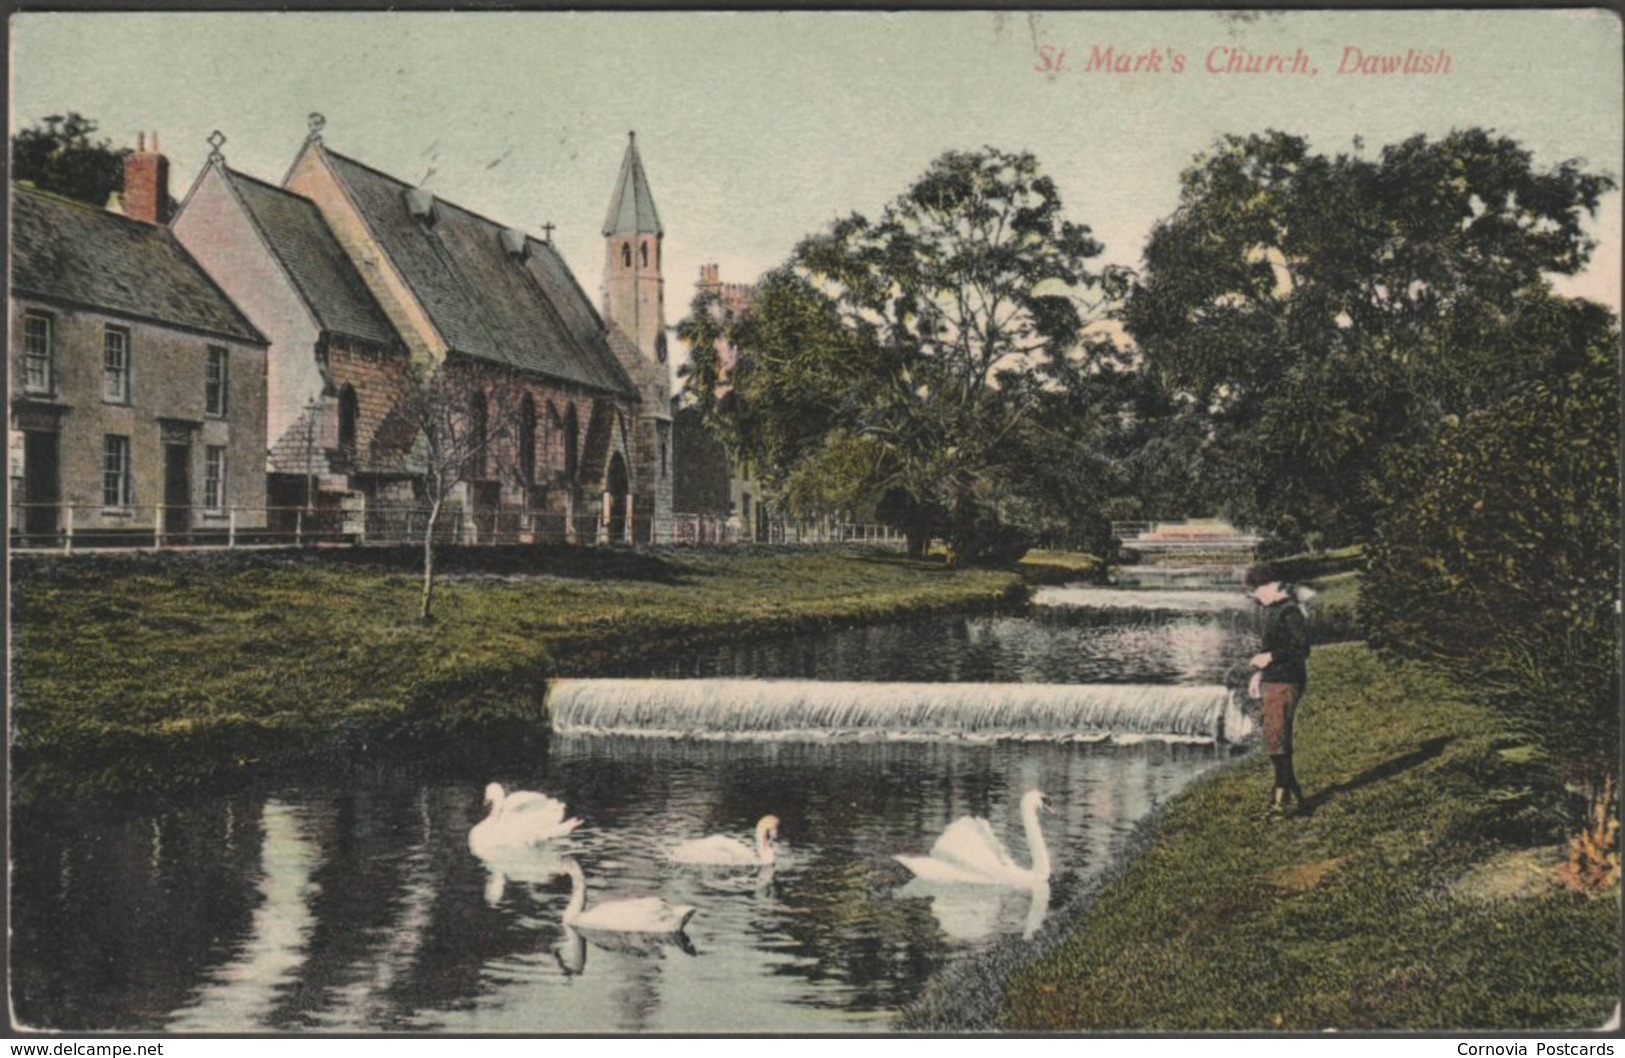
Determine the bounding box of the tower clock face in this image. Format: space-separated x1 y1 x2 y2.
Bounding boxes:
656 332 668 363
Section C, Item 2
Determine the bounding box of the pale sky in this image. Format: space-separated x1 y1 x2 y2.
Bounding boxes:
12 9 1622 357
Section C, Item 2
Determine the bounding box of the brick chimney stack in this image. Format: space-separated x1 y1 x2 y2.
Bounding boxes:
122 131 171 225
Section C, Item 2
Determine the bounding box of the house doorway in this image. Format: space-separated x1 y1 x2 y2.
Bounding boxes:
22 429 59 544
164 442 191 540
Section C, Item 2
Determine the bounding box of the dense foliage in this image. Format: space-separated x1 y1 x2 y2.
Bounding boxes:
1362 337 1620 886
1124 128 1615 549
680 147 1124 563
12 112 127 207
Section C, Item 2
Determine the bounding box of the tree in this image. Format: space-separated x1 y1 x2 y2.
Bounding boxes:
681 147 1118 563
380 358 524 623
1362 333 1619 889
1124 129 1615 548
12 112 127 207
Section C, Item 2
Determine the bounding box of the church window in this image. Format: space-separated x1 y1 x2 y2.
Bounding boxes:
640 242 649 268
563 405 579 483
469 391 488 478
338 385 359 453
621 243 632 268
519 395 537 485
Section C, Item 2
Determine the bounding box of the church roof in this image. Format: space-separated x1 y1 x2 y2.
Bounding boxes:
11 185 264 344
223 167 399 348
601 132 663 238
318 147 637 397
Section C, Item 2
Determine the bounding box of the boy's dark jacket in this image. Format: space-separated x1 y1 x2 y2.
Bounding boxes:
1260 598 1311 686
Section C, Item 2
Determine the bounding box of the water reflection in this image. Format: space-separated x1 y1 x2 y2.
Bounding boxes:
895 879 1050 942
473 844 572 907
11 738 1222 1032
14 599 1254 1033
168 800 316 1030
632 608 1254 686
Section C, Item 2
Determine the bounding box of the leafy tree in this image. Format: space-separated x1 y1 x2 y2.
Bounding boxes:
1362 333 1620 889
1124 128 1614 547
681 147 1117 563
12 112 127 207
1009 349 1215 556
670 402 733 517
378 359 524 622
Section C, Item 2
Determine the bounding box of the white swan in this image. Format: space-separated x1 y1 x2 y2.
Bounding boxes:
562 857 696 935
895 789 1054 887
668 814 780 866
468 783 582 857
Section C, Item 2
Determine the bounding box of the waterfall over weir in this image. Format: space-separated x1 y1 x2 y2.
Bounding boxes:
547 679 1256 745
1035 584 1252 613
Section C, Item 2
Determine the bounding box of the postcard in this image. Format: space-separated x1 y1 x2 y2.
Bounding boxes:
7 8 1620 1039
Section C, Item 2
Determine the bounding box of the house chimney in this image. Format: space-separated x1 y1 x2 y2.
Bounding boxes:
123 131 171 225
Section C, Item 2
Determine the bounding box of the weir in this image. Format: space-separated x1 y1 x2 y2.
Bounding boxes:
1109 566 1248 591
547 678 1255 745
1035 584 1251 613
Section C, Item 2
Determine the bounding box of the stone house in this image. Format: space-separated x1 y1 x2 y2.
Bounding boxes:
9 164 268 546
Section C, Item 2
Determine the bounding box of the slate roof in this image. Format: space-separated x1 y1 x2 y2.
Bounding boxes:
224 167 399 348
318 148 636 398
11 186 263 344
602 133 663 237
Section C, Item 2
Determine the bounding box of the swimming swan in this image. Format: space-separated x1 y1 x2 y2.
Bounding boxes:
562 857 696 935
669 815 780 866
895 789 1053 887
468 783 582 856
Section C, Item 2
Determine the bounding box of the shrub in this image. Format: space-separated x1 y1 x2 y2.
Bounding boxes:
1362 339 1619 887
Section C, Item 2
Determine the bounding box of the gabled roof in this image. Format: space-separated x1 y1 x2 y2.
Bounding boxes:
11 185 263 344
223 167 399 348
317 147 636 398
601 132 663 238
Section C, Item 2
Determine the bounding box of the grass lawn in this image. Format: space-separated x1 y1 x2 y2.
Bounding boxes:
9 546 1026 800
905 642 1619 1031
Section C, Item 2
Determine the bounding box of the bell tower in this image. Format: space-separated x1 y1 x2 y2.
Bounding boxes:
602 131 666 365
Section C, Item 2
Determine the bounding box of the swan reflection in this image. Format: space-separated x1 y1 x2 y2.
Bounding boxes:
896 878 1050 942
474 844 572 907
691 862 777 897
553 923 699 977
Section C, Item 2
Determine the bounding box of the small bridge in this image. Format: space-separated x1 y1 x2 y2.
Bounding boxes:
1111 519 1262 555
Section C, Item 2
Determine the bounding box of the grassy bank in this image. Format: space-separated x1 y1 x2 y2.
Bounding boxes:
10 546 1025 801
905 642 1619 1031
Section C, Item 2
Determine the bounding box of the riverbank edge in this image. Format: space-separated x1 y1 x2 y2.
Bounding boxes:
900 642 1620 1032
10 548 1035 804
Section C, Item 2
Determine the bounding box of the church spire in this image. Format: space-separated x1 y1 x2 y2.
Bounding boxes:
602 131 663 238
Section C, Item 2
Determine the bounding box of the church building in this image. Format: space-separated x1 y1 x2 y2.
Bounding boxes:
170 117 674 544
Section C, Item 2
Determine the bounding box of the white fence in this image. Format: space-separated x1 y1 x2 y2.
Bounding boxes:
8 502 905 554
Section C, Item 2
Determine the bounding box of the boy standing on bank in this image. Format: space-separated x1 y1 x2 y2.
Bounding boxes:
1244 563 1310 818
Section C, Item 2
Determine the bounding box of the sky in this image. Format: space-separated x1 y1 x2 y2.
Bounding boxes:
12 9 1622 374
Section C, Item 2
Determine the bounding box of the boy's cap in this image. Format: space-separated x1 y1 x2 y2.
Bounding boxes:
1244 562 1284 589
